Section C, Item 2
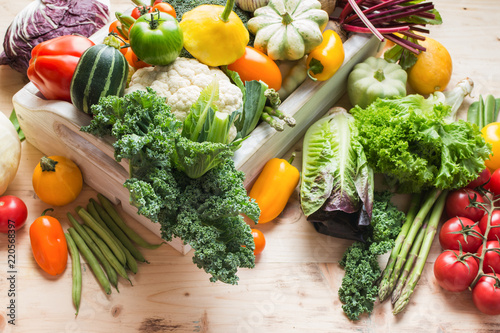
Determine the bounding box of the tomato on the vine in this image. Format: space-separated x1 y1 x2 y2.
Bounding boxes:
227 46 282 91
477 240 500 274
0 195 28 233
433 250 479 292
131 5 151 20
472 273 500 315
251 228 266 255
445 188 485 222
439 216 483 252
479 210 500 241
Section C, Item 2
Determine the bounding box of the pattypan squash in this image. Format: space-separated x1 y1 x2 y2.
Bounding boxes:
247 0 329 61
347 57 407 108
180 0 249 67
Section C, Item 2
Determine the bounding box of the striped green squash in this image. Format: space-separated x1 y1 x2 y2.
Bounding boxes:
70 43 129 114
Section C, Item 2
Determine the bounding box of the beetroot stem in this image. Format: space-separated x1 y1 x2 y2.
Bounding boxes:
384 34 423 54
346 0 384 41
343 24 410 35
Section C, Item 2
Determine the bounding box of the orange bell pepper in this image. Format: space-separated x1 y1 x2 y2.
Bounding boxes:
249 153 300 223
29 209 68 275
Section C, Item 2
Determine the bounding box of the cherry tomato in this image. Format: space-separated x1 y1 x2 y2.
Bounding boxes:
152 2 176 18
131 5 152 19
467 168 491 190
477 240 500 274
479 210 500 241
489 168 500 197
439 217 483 252
0 195 28 233
29 210 68 275
108 20 127 39
472 273 500 315
251 228 266 255
445 188 485 222
481 122 500 172
228 46 282 91
434 250 479 292
124 47 151 69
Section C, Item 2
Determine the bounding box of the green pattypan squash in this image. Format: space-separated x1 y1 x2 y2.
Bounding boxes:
247 0 328 61
347 57 407 108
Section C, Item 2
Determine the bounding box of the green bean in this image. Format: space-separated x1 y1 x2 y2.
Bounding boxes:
65 232 81 316
68 228 111 295
76 206 127 265
484 94 497 126
89 199 147 263
67 213 119 290
81 224 131 285
98 193 164 249
87 201 140 273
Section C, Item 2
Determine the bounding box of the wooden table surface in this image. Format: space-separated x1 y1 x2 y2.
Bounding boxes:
2 1 500 332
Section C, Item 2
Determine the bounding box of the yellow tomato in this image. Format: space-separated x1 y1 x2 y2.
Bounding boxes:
32 156 83 206
407 37 453 95
481 122 500 171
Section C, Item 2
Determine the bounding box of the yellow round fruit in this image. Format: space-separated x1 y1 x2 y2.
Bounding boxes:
407 37 453 95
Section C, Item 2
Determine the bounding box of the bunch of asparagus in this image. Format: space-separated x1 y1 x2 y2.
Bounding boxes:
378 188 448 314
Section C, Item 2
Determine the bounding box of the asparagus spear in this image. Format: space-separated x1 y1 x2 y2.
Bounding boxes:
391 217 429 304
392 190 448 314
378 193 421 301
383 189 442 298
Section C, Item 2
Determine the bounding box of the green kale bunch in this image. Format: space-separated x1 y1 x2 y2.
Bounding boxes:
82 88 260 285
338 191 405 320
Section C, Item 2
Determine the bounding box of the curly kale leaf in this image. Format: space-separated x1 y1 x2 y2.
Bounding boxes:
338 191 405 320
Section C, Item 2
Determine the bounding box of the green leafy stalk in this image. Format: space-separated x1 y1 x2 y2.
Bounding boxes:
378 193 421 301
391 217 429 304
393 190 448 314
385 189 441 295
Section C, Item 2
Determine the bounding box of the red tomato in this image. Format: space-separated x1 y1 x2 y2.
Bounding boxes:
472 273 500 315
434 250 479 292
131 5 152 19
439 217 483 252
477 240 500 274
227 46 282 91
445 188 485 222
152 2 176 18
479 210 500 241
0 195 28 233
467 168 491 190
251 228 266 255
489 168 500 197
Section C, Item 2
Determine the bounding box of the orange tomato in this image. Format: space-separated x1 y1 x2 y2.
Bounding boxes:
482 122 500 171
32 156 83 206
251 229 266 255
124 48 151 69
29 211 68 275
228 46 282 91
108 20 127 40
152 2 176 18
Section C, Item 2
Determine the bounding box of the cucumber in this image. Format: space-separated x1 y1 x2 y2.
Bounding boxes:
70 42 129 114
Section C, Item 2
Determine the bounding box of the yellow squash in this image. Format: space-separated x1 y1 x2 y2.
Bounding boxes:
180 0 249 67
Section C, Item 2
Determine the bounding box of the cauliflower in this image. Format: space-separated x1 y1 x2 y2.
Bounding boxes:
125 58 243 123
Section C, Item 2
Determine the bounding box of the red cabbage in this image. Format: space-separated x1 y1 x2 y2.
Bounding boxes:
0 0 110 74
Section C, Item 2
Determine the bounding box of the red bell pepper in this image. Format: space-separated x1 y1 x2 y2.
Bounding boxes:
27 35 95 102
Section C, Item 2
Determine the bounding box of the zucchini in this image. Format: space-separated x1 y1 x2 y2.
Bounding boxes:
70 40 129 114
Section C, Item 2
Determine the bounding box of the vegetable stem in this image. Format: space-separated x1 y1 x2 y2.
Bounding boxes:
386 189 441 296
378 193 421 301
393 190 448 314
220 0 235 23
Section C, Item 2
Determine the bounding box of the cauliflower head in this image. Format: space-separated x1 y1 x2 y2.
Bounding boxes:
125 57 243 122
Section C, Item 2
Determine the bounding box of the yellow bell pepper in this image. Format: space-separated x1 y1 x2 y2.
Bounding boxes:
249 153 300 224
306 30 345 82
180 0 249 67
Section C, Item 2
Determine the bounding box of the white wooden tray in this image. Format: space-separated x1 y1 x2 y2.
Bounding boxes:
12 33 381 255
